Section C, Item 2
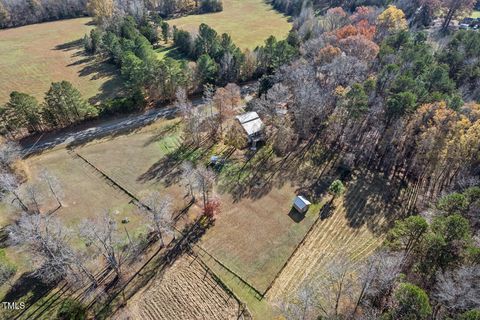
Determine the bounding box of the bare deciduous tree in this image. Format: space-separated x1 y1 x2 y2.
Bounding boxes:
353 250 403 316
180 161 195 200
141 191 174 246
277 282 320 320
193 165 216 207
362 250 403 311
318 254 355 317
8 213 94 285
434 266 480 313
177 88 205 146
0 140 20 171
0 172 28 212
79 211 131 279
39 169 63 208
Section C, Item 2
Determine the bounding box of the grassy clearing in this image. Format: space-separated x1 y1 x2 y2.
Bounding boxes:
0 18 122 104
472 10 480 18
168 0 291 49
266 172 400 302
76 119 328 293
199 180 325 292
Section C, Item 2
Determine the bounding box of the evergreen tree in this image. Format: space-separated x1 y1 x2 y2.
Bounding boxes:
1 91 41 133
42 81 97 127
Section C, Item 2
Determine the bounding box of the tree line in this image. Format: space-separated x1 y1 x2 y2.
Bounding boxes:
269 0 477 30
0 0 87 29
0 81 97 136
0 0 222 29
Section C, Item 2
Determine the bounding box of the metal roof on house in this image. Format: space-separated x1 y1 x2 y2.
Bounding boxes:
293 196 311 211
236 111 260 124
235 112 264 136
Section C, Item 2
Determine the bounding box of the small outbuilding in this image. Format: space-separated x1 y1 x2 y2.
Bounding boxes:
235 111 265 150
293 195 311 214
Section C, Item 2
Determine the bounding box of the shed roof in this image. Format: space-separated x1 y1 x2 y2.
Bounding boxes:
293 196 311 211
235 112 264 136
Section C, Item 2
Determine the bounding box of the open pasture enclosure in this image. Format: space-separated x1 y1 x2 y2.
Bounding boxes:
73 121 330 294
0 17 122 104
168 0 291 49
0 111 410 319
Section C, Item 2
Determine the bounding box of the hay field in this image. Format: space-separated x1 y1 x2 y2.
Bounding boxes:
168 0 291 49
266 172 398 301
0 18 122 104
126 254 249 320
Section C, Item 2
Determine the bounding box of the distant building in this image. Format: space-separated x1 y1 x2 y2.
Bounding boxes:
293 195 311 214
235 111 265 150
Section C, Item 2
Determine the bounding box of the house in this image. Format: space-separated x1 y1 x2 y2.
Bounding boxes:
293 195 311 214
235 111 265 150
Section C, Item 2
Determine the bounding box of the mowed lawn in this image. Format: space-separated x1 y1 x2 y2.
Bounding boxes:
0 17 122 104
168 0 291 49
199 184 323 292
472 10 480 18
75 119 201 224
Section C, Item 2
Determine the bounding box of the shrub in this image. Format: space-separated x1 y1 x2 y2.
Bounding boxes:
200 0 223 13
57 299 86 320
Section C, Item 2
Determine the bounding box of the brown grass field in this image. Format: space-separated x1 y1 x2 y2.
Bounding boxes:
74 125 327 293
123 254 249 320
199 179 323 292
168 0 291 49
266 172 395 302
0 17 122 104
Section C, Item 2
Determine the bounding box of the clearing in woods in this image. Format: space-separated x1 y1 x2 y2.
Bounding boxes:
168 0 291 49
266 172 403 302
0 17 122 104
125 254 250 320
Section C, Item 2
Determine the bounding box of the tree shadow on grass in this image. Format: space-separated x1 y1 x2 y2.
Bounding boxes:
142 121 181 147
137 140 215 186
342 170 406 235
54 37 124 104
54 38 83 51
92 217 212 319
3 272 58 307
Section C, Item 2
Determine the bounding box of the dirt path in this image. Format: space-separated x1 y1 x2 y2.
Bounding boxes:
124 254 246 320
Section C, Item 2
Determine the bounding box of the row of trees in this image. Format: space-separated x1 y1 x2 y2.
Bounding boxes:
0 0 222 30
0 0 87 29
84 14 297 102
269 0 477 30
173 23 297 85
0 81 97 136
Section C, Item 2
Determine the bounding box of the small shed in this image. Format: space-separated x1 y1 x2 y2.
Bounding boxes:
293 195 311 214
235 111 264 150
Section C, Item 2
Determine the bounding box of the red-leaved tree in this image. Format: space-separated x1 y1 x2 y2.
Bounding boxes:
203 198 221 220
